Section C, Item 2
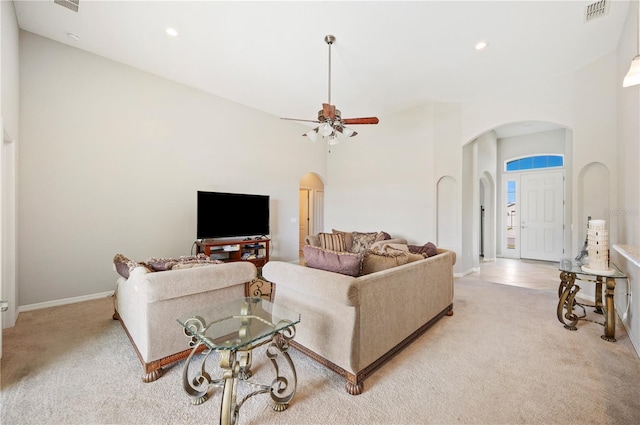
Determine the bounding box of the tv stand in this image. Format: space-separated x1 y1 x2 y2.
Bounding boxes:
196 238 270 268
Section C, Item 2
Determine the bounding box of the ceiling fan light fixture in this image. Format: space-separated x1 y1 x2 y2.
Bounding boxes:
624 0 640 87
624 55 640 87
304 128 319 142
280 34 379 145
319 122 333 137
341 126 356 137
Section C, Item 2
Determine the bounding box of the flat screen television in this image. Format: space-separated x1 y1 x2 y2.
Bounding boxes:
197 191 270 239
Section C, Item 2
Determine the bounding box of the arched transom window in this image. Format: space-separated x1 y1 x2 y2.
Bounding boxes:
505 154 563 172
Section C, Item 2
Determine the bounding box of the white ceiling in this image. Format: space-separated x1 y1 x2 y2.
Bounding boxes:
12 0 630 130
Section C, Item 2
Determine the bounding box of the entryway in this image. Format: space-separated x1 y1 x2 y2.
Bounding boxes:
299 173 324 257
476 257 559 291
502 168 565 262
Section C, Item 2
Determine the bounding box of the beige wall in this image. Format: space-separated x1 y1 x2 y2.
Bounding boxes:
1 0 19 138
18 31 326 306
615 0 640 357
325 104 436 244
1 0 20 328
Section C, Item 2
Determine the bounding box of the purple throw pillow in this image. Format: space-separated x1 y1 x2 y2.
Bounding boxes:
408 242 438 258
303 245 363 277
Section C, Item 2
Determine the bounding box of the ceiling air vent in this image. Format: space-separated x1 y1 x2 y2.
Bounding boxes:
585 0 609 22
54 0 79 13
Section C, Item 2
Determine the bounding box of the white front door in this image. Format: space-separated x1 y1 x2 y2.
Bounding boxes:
520 171 564 261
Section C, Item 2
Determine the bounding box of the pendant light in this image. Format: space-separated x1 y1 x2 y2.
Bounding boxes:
623 0 640 87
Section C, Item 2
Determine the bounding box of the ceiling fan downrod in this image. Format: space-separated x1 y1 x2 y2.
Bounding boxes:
325 35 335 106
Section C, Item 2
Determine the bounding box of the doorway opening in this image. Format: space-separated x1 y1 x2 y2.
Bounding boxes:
299 173 324 257
464 121 572 272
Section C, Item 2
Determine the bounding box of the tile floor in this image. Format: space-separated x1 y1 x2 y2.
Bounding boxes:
472 257 560 291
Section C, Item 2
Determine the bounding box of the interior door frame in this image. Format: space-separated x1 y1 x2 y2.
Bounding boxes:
299 188 311 254
502 169 565 260
1 118 19 357
501 174 521 259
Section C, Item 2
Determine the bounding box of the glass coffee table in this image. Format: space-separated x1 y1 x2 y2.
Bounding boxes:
177 297 300 425
557 258 626 342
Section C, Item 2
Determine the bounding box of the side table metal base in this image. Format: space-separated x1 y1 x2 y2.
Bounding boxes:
557 271 617 342
182 327 297 425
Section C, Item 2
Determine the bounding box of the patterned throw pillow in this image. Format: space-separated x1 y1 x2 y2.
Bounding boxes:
350 231 378 253
361 249 410 275
332 229 354 252
319 232 346 252
408 242 439 257
146 254 220 271
113 254 131 278
375 231 392 242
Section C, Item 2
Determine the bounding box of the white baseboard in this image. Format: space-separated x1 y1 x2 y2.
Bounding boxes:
454 269 476 278
18 291 115 313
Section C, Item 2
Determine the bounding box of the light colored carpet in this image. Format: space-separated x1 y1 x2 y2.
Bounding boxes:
2 276 640 425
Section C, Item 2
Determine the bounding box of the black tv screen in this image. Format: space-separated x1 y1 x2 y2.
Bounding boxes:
197 191 270 239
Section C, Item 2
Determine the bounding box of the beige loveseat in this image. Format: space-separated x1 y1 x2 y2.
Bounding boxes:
113 260 257 382
262 247 455 395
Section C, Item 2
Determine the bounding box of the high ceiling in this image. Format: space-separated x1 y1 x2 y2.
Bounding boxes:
13 0 630 130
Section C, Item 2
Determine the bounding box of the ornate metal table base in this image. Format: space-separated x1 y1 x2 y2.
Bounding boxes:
557 271 616 342
181 318 297 425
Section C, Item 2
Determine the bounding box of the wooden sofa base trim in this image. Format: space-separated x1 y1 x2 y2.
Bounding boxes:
290 303 453 395
113 310 206 383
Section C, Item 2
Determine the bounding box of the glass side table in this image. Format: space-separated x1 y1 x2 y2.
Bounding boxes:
557 258 626 342
178 297 300 425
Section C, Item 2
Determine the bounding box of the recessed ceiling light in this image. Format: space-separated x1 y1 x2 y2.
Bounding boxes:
166 27 178 37
66 32 80 42
474 40 489 50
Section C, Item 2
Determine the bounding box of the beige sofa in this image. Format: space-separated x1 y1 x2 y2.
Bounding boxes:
262 247 455 395
113 261 257 382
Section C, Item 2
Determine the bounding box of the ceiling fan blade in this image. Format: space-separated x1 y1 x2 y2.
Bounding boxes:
342 117 380 125
322 103 336 120
280 117 321 123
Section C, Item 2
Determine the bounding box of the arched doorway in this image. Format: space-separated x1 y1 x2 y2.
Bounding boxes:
299 173 325 256
464 120 572 264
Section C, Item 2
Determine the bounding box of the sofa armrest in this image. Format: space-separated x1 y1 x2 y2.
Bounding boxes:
262 261 360 306
436 248 456 265
133 262 257 303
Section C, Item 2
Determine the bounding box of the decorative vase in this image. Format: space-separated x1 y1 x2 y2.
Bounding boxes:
586 219 609 271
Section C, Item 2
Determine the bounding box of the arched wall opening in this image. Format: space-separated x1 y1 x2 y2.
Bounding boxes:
479 171 496 261
577 162 611 241
462 120 572 266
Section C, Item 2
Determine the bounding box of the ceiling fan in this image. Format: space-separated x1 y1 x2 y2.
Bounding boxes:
281 35 379 145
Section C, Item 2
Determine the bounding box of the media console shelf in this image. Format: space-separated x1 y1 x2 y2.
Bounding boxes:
196 238 270 268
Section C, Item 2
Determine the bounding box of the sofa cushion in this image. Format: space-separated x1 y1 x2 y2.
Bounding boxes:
361 249 409 275
332 229 353 252
319 232 346 252
146 254 218 271
306 234 321 247
303 245 363 277
408 242 439 257
171 262 222 270
375 231 392 242
351 231 378 253
113 254 131 279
